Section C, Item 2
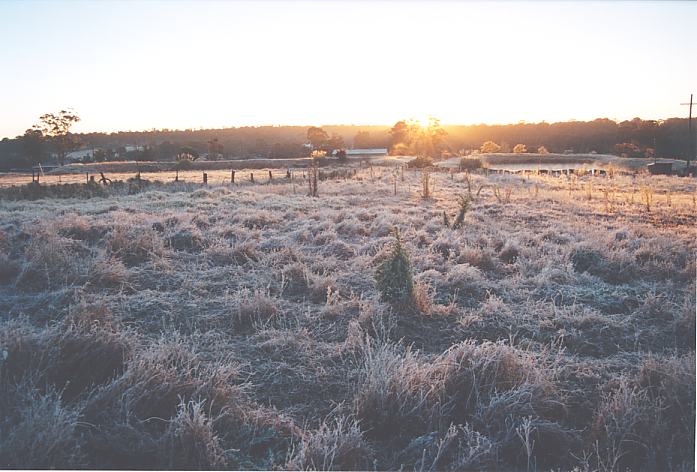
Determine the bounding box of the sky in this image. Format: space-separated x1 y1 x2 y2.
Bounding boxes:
0 0 695 138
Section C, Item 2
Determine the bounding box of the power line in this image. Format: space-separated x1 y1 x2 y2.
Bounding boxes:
679 93 694 170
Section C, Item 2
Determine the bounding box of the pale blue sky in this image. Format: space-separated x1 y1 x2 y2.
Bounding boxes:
0 1 695 138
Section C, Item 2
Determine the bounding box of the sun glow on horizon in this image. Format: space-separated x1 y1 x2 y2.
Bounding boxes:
0 1 695 139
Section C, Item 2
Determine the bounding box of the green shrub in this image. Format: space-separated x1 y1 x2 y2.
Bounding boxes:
452 195 470 229
459 157 482 171
375 231 413 307
407 155 433 169
174 158 193 170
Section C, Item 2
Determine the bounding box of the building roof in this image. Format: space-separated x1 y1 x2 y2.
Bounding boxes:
346 148 388 155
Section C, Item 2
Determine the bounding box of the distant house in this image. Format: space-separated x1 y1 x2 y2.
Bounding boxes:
345 148 388 158
65 149 94 162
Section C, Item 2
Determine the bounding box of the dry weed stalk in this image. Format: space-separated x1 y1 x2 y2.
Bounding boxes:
421 169 431 199
585 181 593 201
308 159 319 197
464 173 473 199
640 186 653 212
493 186 512 204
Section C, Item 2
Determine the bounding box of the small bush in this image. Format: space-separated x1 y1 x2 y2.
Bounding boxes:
375 231 413 307
452 195 470 229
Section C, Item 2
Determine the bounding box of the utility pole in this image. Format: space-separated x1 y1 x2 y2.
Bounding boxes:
680 94 695 171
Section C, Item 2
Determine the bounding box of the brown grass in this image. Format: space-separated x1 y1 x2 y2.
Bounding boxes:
0 164 694 470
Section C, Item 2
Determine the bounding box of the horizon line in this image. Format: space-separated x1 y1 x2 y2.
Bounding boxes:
6 115 688 140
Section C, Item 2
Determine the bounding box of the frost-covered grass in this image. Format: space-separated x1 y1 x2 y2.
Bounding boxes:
0 166 694 470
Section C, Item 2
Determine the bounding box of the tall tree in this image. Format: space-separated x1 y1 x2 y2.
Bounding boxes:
353 130 371 148
37 110 81 166
326 133 345 152
307 126 329 150
21 127 46 166
207 138 224 160
389 121 411 149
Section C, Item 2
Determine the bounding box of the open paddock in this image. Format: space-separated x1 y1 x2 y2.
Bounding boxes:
0 164 694 470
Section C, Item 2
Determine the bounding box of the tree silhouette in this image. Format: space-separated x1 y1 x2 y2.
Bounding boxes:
353 130 371 148
480 141 502 153
307 127 329 150
37 110 81 166
21 128 46 166
389 121 411 152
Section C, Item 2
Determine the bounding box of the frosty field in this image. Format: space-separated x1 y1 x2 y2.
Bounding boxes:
0 165 694 470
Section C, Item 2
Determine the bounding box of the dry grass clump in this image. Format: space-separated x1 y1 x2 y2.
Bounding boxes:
86 256 129 290
457 246 497 272
0 304 131 402
106 224 166 266
279 262 335 303
15 226 87 291
281 262 312 297
76 336 298 469
323 240 356 260
204 240 259 266
236 290 279 329
353 339 567 468
0 383 84 469
164 399 227 469
57 215 108 244
443 263 488 299
0 254 21 284
233 208 279 229
286 416 373 471
166 226 206 252
569 244 637 285
590 354 695 471
498 241 520 264
400 423 494 471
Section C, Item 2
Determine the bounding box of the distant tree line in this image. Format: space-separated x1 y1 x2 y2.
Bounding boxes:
0 115 693 170
443 118 692 159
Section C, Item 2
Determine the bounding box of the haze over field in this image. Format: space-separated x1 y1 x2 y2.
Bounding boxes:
0 2 695 471
1 0 696 138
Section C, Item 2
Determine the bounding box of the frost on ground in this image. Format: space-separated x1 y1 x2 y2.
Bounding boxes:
0 166 694 470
